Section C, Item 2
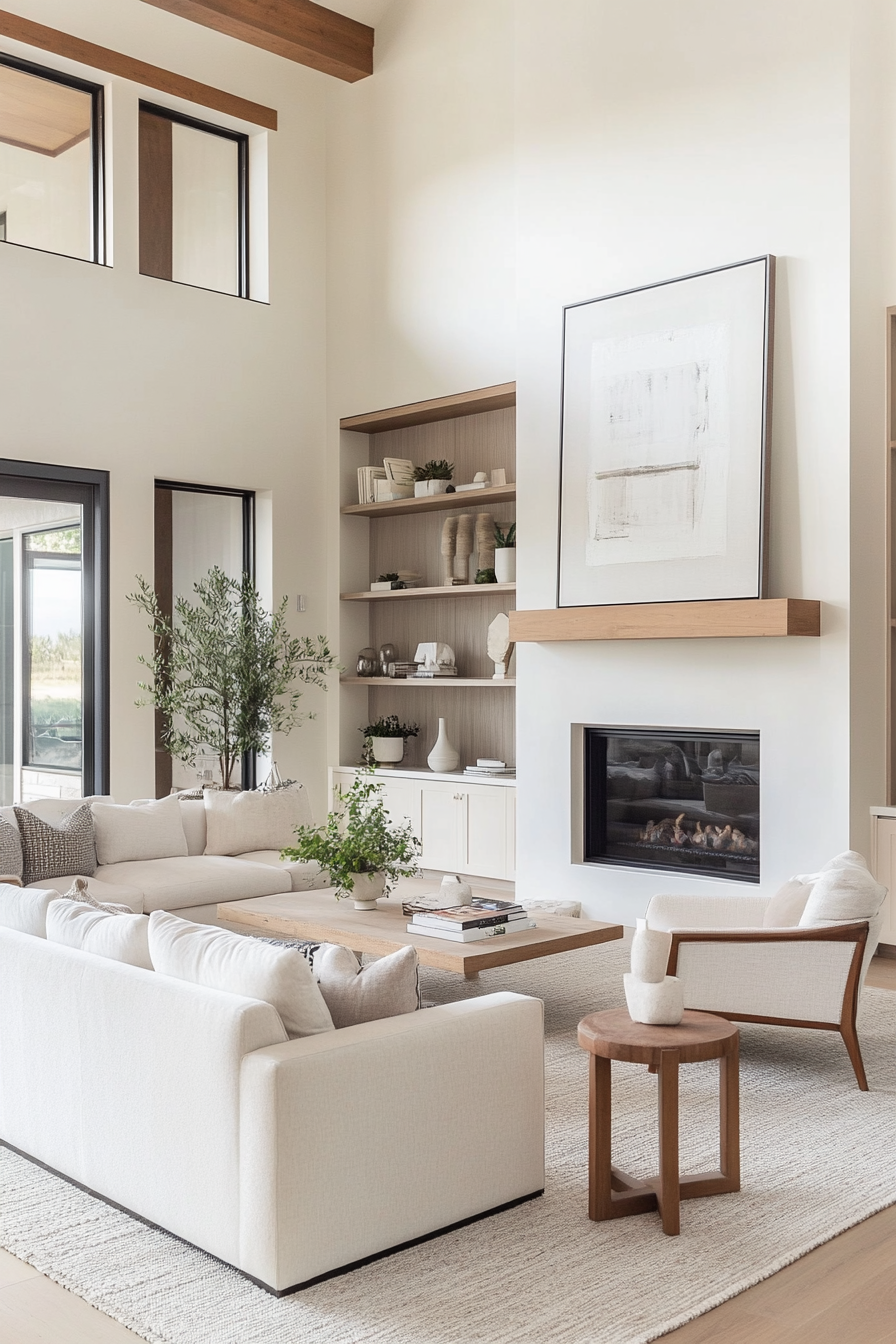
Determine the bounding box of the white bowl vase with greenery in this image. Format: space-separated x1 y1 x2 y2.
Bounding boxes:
349 871 387 910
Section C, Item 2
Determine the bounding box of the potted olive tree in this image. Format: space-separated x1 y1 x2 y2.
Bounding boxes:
413 459 454 497
281 772 420 908
129 567 337 789
361 715 419 766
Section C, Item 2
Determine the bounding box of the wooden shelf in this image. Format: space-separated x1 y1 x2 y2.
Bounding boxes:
341 677 516 688
341 582 516 603
342 483 515 519
510 598 821 642
340 382 515 434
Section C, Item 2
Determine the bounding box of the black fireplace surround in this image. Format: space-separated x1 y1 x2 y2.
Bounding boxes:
584 727 760 882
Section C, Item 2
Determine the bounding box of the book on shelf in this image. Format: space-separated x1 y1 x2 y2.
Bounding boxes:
407 919 535 943
357 465 387 504
374 479 414 502
412 905 527 931
383 457 415 487
477 759 505 768
464 766 516 776
412 667 457 678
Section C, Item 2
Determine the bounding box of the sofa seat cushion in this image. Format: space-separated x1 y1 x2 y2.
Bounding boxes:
46 900 153 970
234 851 330 892
25 874 144 912
95 856 291 912
148 910 334 1038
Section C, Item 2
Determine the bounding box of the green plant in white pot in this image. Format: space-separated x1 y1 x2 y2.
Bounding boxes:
413 459 454 497
361 715 418 766
494 522 516 583
280 771 420 908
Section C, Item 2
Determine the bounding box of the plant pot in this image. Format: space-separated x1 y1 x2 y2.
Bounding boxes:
370 736 404 765
350 871 387 909
494 548 516 583
414 480 450 497
427 717 460 773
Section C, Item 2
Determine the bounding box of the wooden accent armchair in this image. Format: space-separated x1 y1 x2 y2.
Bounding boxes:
646 892 883 1091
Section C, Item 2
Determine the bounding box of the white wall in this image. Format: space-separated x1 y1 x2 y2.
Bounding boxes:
0 0 335 813
326 0 888 923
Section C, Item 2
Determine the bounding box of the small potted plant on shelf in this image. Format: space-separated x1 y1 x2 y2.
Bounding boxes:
494 522 516 583
413 459 454 497
361 715 419 766
280 772 420 908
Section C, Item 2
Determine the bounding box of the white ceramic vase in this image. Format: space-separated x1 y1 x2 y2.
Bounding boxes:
494 548 516 583
427 717 460 773
350 871 387 910
370 736 404 765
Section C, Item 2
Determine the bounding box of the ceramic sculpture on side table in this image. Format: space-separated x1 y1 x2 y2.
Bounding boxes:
623 918 684 1025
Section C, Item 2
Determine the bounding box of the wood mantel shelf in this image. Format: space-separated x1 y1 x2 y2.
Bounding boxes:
509 598 821 643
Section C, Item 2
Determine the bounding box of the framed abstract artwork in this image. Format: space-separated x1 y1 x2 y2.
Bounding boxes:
557 255 775 607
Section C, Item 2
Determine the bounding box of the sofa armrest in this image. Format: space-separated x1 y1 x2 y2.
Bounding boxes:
238 992 544 1293
668 923 868 1026
647 893 771 931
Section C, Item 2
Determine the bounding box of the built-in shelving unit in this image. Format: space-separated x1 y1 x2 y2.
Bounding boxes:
341 582 516 603
338 381 517 776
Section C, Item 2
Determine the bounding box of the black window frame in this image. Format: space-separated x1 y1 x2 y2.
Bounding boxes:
0 460 110 796
139 100 249 299
0 51 105 265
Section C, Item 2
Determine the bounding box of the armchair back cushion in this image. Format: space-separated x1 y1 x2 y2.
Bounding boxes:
799 865 887 927
762 879 812 927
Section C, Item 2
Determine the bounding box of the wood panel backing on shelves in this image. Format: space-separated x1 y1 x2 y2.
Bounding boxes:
361 685 516 772
370 591 515 681
365 406 515 489
370 501 515 590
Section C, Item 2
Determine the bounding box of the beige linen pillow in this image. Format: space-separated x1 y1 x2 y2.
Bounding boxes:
203 787 313 857
91 795 188 866
315 944 420 1029
0 883 59 937
148 911 334 1038
798 864 887 928
63 875 135 914
762 878 813 928
46 900 153 970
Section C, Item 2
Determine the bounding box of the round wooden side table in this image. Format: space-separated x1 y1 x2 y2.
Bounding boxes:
577 1008 740 1236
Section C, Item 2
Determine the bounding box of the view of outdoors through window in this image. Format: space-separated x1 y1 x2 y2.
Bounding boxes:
25 526 82 775
0 57 100 263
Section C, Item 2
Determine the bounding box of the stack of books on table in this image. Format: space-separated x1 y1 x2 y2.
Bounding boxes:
406 899 534 942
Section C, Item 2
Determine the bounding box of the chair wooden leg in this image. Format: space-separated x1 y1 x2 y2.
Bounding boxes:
840 1018 869 1091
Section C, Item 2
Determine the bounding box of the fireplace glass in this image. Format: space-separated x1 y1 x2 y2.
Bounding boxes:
584 727 760 882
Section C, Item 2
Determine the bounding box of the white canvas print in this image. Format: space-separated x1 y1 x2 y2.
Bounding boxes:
558 256 773 607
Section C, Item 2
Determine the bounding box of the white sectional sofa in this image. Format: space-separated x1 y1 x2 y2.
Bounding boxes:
7 792 329 921
0 919 545 1293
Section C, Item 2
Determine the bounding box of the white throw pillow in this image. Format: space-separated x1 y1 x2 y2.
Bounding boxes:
315 944 420 1029
46 900 153 970
203 787 313 857
798 861 887 928
92 796 188 866
148 911 334 1039
762 878 813 928
0 883 59 937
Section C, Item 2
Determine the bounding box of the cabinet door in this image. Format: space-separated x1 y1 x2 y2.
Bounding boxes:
420 783 465 871
871 817 896 947
377 779 422 840
464 784 508 879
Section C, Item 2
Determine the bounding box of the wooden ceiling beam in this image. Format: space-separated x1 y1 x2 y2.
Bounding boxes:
141 0 374 83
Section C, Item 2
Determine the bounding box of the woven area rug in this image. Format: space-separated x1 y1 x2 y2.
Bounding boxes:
1 940 894 1344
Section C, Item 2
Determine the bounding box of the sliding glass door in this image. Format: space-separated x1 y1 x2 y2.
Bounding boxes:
24 523 83 781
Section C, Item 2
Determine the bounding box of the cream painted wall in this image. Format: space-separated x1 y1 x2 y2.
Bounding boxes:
0 1 335 814
325 0 889 924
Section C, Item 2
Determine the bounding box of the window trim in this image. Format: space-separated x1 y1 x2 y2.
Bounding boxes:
139 100 249 298
0 51 105 265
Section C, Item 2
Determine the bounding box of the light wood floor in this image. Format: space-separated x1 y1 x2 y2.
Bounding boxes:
1 957 894 1344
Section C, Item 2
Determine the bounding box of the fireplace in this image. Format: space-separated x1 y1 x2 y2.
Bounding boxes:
584 727 760 882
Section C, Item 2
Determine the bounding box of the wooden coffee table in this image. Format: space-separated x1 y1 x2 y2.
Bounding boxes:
217 878 623 979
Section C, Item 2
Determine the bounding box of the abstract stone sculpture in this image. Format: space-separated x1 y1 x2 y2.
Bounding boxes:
454 514 474 584
623 918 684 1025
441 515 459 586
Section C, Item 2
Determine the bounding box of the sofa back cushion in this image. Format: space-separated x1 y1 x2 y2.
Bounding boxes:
92 796 188 866
47 899 153 970
148 910 334 1038
179 800 207 855
14 804 97 885
0 882 59 936
203 787 312 857
315 943 420 1029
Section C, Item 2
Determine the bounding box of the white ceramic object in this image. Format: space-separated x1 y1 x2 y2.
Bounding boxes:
494 549 516 583
414 480 450 497
438 874 472 906
350 871 387 909
427 718 460 773
623 973 685 1025
630 918 672 983
370 737 404 765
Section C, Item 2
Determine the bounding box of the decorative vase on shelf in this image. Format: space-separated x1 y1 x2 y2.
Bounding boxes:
350 871 387 910
494 548 516 583
427 718 460 773
370 736 404 765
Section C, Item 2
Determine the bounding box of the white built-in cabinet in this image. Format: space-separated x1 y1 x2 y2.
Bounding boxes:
869 808 896 949
331 767 516 882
